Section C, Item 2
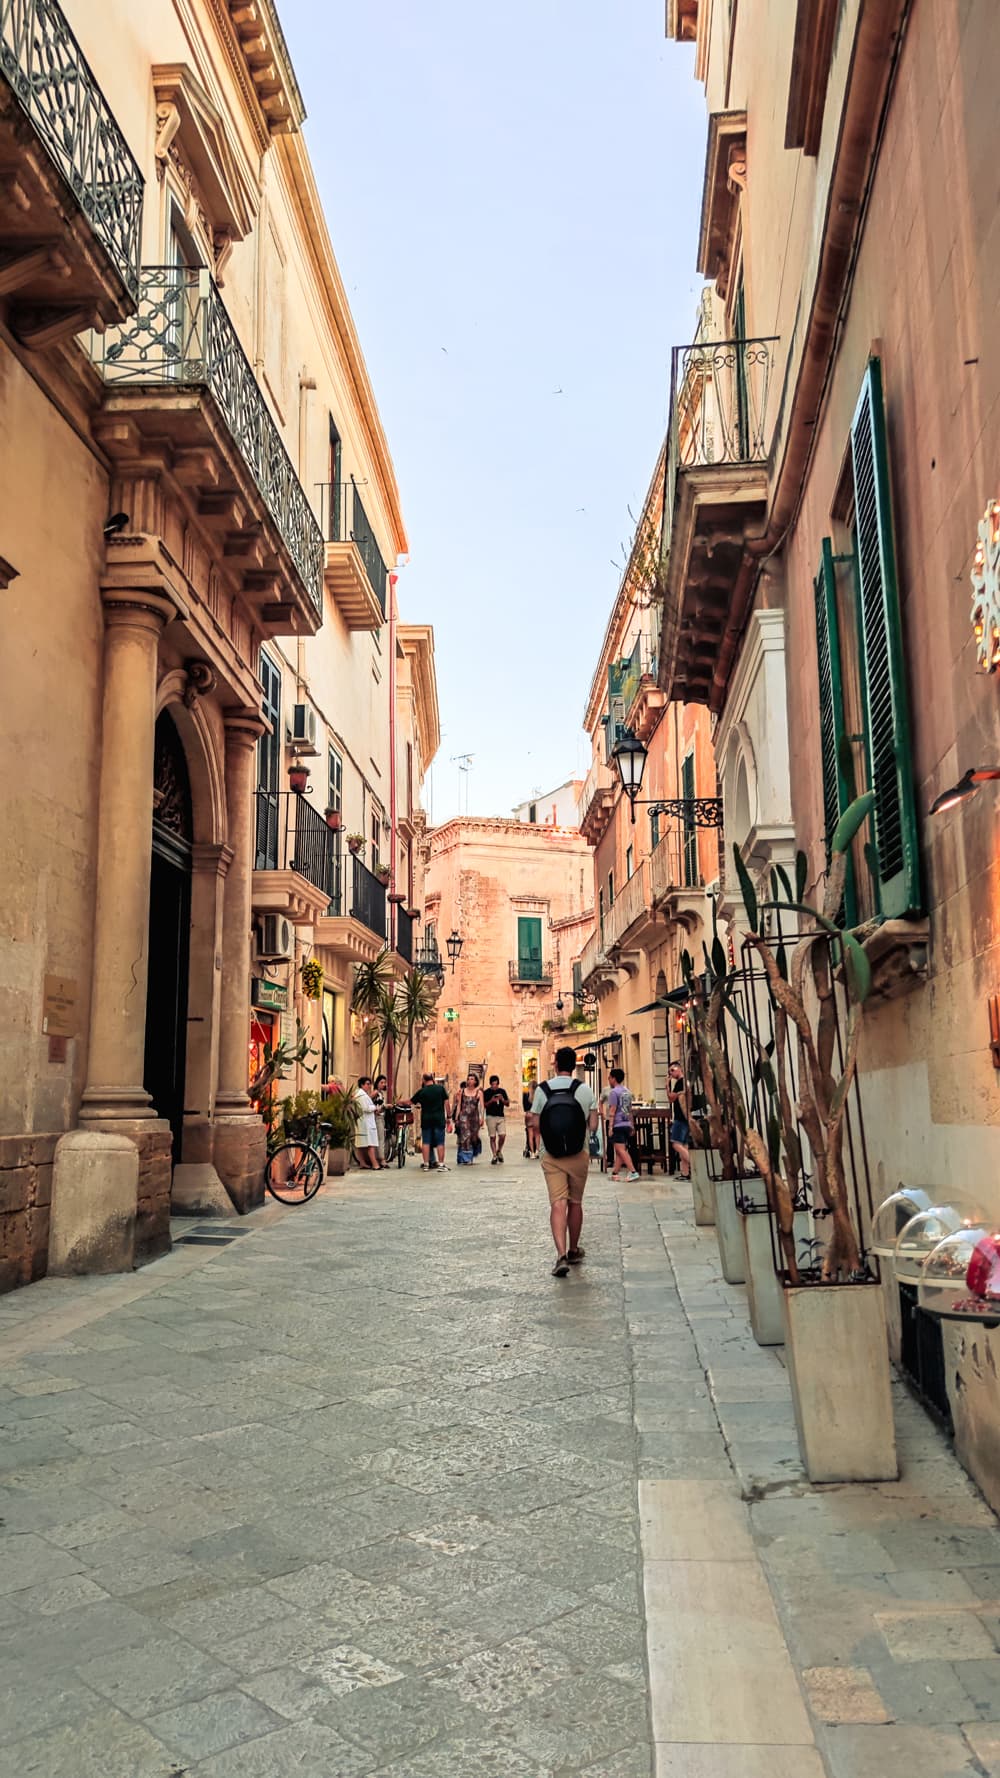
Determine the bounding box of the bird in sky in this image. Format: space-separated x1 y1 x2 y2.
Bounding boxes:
553 386 563 394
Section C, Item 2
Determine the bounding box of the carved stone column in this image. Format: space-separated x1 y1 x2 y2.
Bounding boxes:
213 710 267 1209
79 588 176 1124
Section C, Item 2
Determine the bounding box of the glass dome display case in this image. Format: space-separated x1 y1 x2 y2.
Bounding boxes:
893 1200 983 1286
918 1226 1000 1326
871 1189 935 1260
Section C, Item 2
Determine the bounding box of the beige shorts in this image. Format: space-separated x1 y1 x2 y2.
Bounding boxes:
541 1149 590 1206
486 1115 506 1136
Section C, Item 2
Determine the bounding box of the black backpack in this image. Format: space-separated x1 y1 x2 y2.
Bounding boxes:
538 1079 587 1158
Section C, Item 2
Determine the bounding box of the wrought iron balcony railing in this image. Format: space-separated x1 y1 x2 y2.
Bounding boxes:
93 268 324 612
348 854 386 941
0 0 143 299
618 635 659 717
509 958 553 986
255 791 340 903
664 335 778 551
395 905 414 966
317 479 388 616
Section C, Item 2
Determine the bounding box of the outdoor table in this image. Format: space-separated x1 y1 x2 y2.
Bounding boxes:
601 1107 671 1176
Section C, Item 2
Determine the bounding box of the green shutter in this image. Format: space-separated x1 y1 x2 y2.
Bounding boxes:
682 754 697 885
850 358 922 917
813 538 847 853
517 916 542 981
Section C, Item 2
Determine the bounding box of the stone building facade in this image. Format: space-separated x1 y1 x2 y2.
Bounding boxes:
576 448 717 1102
421 818 593 1106
664 0 1000 1501
0 0 436 1290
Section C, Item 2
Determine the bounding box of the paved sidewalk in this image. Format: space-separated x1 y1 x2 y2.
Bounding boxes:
1 1157 998 1776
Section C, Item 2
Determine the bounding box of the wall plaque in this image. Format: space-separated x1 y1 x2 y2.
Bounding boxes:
42 975 78 1036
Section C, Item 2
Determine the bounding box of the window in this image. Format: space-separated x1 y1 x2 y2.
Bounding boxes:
328 746 343 813
682 754 697 887
598 887 604 940
370 801 382 872
607 870 615 908
255 651 281 870
528 803 537 824
406 744 413 817
812 358 921 919
328 417 342 541
517 916 543 982
650 809 661 850
625 844 634 881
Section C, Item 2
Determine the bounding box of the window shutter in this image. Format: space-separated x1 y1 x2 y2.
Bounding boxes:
850 359 922 917
813 538 847 853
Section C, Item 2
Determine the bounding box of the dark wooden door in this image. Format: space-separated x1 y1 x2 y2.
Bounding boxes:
143 713 193 1160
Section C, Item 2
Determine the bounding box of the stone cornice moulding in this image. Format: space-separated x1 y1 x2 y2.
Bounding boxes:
153 63 258 251
427 817 589 851
698 110 748 299
398 624 441 770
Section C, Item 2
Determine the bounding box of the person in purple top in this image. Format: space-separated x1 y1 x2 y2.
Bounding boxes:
605 1067 638 1182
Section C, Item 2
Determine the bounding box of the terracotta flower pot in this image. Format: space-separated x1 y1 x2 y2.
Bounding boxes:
325 809 342 831
288 764 310 794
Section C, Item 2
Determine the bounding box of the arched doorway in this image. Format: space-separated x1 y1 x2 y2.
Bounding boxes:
143 710 193 1159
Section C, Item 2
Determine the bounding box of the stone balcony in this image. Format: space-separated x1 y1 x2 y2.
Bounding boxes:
658 335 779 711
0 0 143 344
90 267 325 639
578 756 615 845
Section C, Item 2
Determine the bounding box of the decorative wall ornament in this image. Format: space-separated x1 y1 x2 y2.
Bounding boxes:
183 659 217 706
971 497 1000 672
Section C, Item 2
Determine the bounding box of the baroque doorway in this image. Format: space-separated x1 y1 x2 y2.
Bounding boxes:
143 710 193 1159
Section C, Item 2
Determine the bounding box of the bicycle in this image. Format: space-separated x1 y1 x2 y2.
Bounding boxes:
265 1113 332 1204
383 1103 413 1169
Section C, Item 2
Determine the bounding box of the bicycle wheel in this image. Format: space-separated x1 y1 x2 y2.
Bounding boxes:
396 1126 407 1168
266 1142 323 1204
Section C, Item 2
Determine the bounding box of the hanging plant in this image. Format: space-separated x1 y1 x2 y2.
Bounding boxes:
346 832 365 854
300 958 324 1000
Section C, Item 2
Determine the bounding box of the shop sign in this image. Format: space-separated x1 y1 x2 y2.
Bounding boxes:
252 978 288 1012
971 497 1000 671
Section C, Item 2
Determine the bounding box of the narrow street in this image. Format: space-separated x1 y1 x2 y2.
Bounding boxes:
2 1162 1000 1778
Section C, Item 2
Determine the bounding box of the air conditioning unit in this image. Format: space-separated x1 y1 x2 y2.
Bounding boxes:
255 914 294 961
288 703 319 754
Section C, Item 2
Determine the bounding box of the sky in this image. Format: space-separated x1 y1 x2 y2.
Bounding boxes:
279 0 708 822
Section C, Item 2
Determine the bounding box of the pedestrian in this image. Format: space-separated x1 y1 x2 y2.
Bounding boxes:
410 1072 451 1171
484 1075 510 1164
667 1060 692 1180
529 1045 599 1278
453 1073 485 1165
522 1084 540 1158
355 1077 385 1170
605 1066 639 1182
372 1073 389 1161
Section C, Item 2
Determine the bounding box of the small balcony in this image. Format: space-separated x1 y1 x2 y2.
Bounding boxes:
253 791 340 925
578 755 615 845
318 478 388 630
509 958 553 988
394 905 415 966
603 861 656 954
90 267 324 633
649 819 711 932
0 0 143 344
578 929 618 997
314 853 387 965
619 636 666 744
659 335 778 711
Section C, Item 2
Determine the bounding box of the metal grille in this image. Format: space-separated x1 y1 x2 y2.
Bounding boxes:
0 0 143 297
395 906 414 965
254 792 338 902
317 480 388 616
95 268 324 612
349 854 386 940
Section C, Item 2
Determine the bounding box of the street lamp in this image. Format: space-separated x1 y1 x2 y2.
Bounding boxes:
929 766 1000 816
446 929 464 972
611 731 724 829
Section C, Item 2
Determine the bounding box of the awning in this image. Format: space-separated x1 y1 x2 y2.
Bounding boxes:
630 988 690 1014
573 1033 621 1053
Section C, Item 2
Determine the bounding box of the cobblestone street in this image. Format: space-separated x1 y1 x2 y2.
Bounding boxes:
2 1159 1000 1777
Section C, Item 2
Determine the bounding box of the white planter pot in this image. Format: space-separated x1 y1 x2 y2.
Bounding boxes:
743 1206 813 1346
880 1255 902 1365
782 1281 898 1482
690 1150 716 1226
713 1177 754 1284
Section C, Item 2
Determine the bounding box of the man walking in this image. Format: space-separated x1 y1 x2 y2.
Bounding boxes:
484 1075 510 1164
529 1045 599 1278
411 1072 451 1172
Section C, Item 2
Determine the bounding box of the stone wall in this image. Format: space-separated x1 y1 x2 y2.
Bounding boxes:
0 1133 57 1292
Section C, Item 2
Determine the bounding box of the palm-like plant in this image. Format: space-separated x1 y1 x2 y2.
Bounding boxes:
351 949 396 1017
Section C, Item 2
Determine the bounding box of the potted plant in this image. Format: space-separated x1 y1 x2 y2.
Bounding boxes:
300 957 323 1001
405 906 421 920
280 1088 321 1140
288 761 310 795
325 808 343 831
725 795 897 1482
346 832 364 855
375 865 391 886
319 1082 361 1175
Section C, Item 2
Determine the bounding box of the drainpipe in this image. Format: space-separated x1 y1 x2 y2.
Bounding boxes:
710 0 911 713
